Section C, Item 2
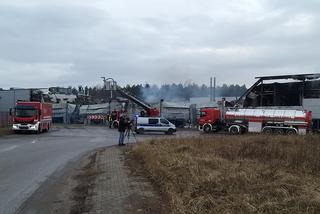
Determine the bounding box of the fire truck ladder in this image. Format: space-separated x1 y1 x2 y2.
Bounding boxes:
115 86 153 112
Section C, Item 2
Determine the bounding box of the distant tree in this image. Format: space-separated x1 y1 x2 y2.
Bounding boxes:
84 86 89 96
71 87 78 95
66 82 247 104
123 84 143 99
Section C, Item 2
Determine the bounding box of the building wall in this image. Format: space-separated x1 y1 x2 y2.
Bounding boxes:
53 103 77 123
0 89 31 112
303 99 320 119
162 107 190 121
0 112 11 127
0 89 30 127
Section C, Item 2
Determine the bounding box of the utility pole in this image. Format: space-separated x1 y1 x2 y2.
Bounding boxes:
213 77 216 102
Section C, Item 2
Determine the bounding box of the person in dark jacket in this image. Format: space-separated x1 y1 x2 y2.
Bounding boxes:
118 116 127 146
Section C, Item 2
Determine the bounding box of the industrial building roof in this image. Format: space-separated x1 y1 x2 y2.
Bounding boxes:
255 73 320 81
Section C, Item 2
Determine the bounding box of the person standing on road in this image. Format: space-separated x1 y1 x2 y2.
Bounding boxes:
118 116 127 146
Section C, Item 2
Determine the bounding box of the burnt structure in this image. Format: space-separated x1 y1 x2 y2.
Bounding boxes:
237 73 320 131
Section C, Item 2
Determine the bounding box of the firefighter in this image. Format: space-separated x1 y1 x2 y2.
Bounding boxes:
108 114 112 128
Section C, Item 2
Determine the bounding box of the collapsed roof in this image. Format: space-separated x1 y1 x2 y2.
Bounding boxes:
237 73 320 107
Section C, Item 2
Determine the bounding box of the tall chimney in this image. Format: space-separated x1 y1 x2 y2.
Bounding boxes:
213 77 216 102
210 77 213 102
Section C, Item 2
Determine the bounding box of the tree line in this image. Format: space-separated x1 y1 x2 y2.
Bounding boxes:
52 83 247 104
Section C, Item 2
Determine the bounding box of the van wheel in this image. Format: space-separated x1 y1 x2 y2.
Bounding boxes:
166 129 174 135
137 128 144 134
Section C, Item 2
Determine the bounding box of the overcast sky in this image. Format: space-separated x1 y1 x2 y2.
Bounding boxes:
0 0 319 88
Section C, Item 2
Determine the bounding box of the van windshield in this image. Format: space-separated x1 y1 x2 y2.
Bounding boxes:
160 119 169 124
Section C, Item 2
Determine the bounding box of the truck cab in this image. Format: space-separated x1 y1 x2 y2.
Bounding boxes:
198 107 222 133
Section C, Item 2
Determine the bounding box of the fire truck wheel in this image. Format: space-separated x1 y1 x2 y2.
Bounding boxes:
37 126 41 134
43 124 48 133
229 126 240 135
203 125 212 133
274 129 284 135
262 128 272 134
286 129 297 135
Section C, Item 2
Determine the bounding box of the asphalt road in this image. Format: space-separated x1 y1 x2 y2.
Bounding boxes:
0 125 199 214
0 125 118 214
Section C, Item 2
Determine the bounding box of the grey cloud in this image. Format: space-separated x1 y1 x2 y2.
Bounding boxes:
0 0 320 88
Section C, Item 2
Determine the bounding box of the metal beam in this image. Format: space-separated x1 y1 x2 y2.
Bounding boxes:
235 78 262 106
255 73 320 81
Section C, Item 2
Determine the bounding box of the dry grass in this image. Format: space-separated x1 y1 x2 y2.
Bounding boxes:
131 134 320 214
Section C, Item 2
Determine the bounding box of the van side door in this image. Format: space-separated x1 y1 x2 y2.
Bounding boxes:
160 118 170 131
148 118 160 131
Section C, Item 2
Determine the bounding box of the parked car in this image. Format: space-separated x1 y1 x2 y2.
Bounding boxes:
135 117 176 135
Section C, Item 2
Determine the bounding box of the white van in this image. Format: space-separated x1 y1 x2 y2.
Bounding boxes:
135 117 177 135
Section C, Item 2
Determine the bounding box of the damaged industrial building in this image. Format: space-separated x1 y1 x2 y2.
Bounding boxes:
237 73 320 131
1 73 320 132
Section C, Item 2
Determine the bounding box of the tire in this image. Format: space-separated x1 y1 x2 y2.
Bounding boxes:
229 126 240 135
137 128 144 134
43 124 48 133
37 126 41 134
262 128 273 134
286 129 296 135
166 128 174 135
274 129 284 135
240 127 247 134
203 124 212 133
113 121 119 129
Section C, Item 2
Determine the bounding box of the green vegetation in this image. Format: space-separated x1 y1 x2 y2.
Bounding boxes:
0 127 12 136
131 135 320 214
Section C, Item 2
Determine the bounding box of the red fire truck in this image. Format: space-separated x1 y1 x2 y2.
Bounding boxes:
11 101 52 133
198 107 312 135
